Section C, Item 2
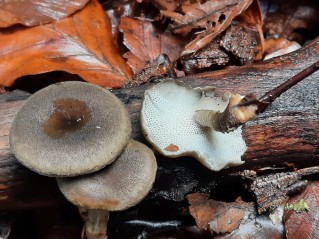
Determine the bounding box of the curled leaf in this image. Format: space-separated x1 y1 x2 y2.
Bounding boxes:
187 193 254 232
235 0 264 59
0 0 90 27
119 16 184 73
161 0 253 56
0 0 133 88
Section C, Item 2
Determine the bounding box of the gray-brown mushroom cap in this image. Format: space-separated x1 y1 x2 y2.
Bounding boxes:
56 140 157 211
9 81 131 177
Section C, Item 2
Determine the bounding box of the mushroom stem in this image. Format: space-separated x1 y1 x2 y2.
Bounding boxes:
80 208 109 239
194 94 257 133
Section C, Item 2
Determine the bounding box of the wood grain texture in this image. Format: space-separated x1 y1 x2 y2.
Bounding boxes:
114 37 319 171
0 38 318 208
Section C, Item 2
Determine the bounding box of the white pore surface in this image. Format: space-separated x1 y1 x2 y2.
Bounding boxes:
141 80 246 171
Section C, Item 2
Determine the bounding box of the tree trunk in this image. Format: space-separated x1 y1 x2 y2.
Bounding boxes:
0 38 318 209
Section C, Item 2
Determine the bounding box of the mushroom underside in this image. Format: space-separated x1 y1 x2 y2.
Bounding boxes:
141 80 247 171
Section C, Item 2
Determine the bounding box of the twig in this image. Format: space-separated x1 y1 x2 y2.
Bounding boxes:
208 59 319 133
239 59 319 113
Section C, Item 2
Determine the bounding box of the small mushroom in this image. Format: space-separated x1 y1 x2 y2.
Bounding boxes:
57 140 157 239
140 79 249 171
10 81 131 177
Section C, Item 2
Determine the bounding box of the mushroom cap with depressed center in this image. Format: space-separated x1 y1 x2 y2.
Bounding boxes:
140 79 247 171
10 81 131 177
56 140 157 211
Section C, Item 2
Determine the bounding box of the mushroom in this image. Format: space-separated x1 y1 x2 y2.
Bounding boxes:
141 79 254 171
56 140 157 239
10 81 131 177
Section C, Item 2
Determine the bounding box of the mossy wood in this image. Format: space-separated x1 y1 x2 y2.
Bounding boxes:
0 38 318 209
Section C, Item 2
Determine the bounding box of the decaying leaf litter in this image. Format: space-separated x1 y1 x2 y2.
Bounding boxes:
0 0 318 238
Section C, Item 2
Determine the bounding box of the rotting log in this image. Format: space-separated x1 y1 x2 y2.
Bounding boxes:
0 38 318 209
114 37 319 171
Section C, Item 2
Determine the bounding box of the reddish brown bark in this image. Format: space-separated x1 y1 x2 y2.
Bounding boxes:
0 38 318 208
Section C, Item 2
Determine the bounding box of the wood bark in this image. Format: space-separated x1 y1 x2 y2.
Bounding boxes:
0 38 318 209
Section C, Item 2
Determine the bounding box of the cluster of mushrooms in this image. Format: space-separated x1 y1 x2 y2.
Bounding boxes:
9 81 157 239
9 79 256 238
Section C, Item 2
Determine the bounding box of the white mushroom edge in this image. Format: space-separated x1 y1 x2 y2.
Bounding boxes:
140 79 247 171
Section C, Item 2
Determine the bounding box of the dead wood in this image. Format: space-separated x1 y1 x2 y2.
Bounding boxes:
0 38 318 209
117 37 319 171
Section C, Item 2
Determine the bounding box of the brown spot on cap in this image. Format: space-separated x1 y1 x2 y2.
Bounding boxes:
10 81 131 177
42 98 92 139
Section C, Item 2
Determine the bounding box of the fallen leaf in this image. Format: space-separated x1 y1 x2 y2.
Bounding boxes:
152 0 182 11
284 181 319 239
236 0 262 30
236 0 264 59
0 0 90 27
187 193 254 232
119 16 184 73
161 0 253 56
123 52 147 75
0 0 133 88
263 38 301 60
105 1 139 49
264 38 299 55
187 193 284 238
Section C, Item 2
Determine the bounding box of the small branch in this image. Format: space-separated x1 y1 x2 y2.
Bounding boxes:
207 59 319 133
239 59 319 113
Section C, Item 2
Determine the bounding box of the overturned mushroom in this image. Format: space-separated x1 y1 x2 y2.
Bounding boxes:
10 81 131 177
141 79 253 171
57 140 157 239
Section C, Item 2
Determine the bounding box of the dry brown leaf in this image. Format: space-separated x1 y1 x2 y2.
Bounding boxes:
119 16 184 73
236 0 264 59
161 0 253 56
152 0 184 11
187 193 254 233
264 38 300 55
0 0 133 88
105 1 139 49
284 181 319 239
237 0 262 28
187 193 284 238
123 52 146 74
263 38 300 60
0 0 90 28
